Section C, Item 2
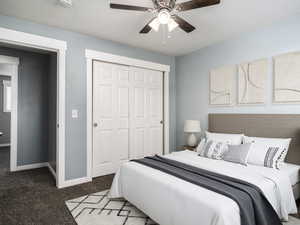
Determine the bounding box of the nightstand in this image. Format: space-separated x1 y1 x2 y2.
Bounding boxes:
177 145 197 152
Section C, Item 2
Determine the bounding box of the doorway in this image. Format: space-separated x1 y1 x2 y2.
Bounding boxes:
0 26 66 188
0 55 18 172
0 45 58 183
0 75 11 170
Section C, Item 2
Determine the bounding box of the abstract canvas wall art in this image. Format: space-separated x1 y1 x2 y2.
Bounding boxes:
210 65 236 105
238 59 268 104
273 52 300 103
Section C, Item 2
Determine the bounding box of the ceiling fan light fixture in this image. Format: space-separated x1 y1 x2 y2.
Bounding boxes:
168 18 178 32
149 18 160 32
158 9 170 24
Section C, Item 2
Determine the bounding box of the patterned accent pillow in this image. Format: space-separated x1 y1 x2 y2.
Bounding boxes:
244 136 290 169
244 136 291 167
198 140 228 160
264 147 286 169
196 138 206 153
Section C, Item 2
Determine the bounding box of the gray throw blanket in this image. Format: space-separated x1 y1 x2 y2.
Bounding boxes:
131 155 282 225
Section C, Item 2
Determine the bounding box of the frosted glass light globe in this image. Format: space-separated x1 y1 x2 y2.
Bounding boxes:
158 9 170 24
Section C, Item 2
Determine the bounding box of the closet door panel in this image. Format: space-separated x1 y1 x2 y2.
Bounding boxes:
116 85 129 162
149 127 163 156
93 61 130 177
134 128 146 158
92 61 164 177
130 67 163 159
94 130 113 164
148 70 163 156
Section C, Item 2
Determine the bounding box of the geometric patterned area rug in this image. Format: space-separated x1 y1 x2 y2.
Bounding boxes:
65 190 158 225
66 189 300 225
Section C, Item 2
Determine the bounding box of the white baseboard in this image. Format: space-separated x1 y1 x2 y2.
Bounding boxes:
47 163 57 179
15 162 48 171
14 161 90 189
58 176 92 189
0 143 10 147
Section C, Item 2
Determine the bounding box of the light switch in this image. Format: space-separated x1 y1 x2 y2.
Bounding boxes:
72 109 78 118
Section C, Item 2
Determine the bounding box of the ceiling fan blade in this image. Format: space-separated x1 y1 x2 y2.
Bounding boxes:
140 18 156 34
176 0 220 12
172 15 195 33
110 3 152 12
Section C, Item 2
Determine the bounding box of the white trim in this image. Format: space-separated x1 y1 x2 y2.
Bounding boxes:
0 55 19 173
56 50 66 189
0 27 67 189
0 143 10 147
58 177 92 189
163 71 170 154
85 49 170 72
85 49 170 180
47 163 57 179
3 80 12 112
13 162 57 178
0 27 66 51
14 162 48 171
0 55 19 65
86 58 93 180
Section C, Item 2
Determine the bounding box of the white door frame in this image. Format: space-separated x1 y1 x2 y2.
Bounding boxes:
0 27 67 188
0 55 19 172
85 49 170 179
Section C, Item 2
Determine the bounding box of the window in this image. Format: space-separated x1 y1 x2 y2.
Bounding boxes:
3 80 11 112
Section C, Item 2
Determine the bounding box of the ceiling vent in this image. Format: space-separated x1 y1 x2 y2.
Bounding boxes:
58 0 73 7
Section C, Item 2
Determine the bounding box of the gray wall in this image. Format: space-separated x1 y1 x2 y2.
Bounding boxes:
0 47 51 165
175 15 300 147
48 53 57 172
0 75 11 145
0 14 176 180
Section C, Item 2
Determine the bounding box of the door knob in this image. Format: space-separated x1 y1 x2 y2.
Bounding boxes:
160 120 164 124
93 123 98 127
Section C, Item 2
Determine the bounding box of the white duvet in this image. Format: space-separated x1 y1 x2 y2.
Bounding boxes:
109 151 297 225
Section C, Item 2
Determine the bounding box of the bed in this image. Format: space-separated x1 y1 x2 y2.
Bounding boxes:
109 114 300 225
281 163 300 200
208 114 300 201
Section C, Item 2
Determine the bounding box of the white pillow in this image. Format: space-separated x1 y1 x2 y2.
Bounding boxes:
222 143 252 166
206 131 244 145
198 139 228 160
196 138 206 153
243 136 291 169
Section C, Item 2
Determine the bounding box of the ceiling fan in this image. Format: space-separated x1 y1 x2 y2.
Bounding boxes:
110 0 221 34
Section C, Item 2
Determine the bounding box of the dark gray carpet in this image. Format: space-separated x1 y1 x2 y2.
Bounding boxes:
0 149 114 225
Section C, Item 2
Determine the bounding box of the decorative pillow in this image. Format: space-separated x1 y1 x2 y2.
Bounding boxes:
198 140 228 160
196 138 206 153
243 136 291 169
206 131 244 145
222 143 252 166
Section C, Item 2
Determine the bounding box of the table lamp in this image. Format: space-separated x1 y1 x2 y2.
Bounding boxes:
184 120 201 147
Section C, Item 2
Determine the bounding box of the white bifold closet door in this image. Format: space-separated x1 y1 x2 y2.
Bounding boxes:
92 61 163 177
130 67 164 159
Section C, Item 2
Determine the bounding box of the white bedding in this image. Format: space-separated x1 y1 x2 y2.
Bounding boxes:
281 163 300 186
109 151 297 225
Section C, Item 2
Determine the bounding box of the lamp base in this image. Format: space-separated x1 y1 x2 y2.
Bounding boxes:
187 133 197 147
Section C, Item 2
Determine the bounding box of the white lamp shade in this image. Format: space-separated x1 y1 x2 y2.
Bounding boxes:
184 120 201 133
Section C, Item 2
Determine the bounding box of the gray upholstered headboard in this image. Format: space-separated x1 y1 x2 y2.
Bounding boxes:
208 114 300 165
